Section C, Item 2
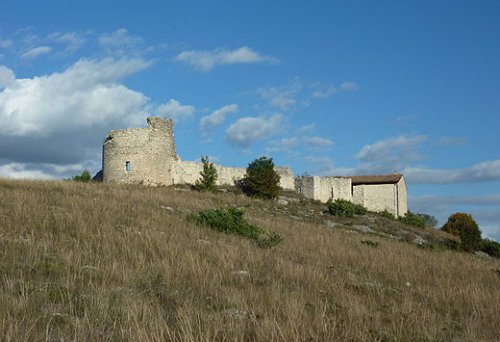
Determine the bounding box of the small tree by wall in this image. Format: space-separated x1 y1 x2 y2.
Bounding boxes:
240 156 281 199
72 170 92 182
441 212 482 252
193 156 218 192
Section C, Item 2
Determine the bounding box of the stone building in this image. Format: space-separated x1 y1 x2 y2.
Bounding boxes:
102 117 295 189
295 174 408 217
101 116 408 217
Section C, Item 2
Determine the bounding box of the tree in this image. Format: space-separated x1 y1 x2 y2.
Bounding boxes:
193 156 218 192
72 170 92 182
414 213 438 227
441 212 482 252
240 156 281 199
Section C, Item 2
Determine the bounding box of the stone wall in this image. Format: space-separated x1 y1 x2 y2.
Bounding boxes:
173 161 246 186
295 176 351 202
352 179 408 217
173 160 295 190
353 183 397 216
102 117 177 186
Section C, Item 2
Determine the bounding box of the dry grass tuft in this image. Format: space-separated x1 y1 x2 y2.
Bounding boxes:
0 179 499 341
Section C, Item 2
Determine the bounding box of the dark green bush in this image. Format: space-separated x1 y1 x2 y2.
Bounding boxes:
399 211 426 228
414 213 438 227
361 239 379 248
327 199 367 217
192 156 218 192
187 207 282 248
239 156 281 200
72 170 91 182
441 213 482 252
380 210 395 219
480 239 500 258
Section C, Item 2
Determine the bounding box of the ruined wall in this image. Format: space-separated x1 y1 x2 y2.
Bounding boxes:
295 176 351 202
173 161 246 186
352 179 407 217
396 178 408 217
102 117 177 186
173 161 295 190
353 183 398 216
316 177 352 202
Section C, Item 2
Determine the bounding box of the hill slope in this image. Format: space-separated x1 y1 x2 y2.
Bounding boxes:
0 179 499 341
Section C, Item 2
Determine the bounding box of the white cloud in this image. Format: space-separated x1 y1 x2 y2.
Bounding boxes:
257 81 302 111
356 134 426 162
0 57 151 137
175 46 278 72
353 134 427 174
305 136 334 148
267 135 333 153
21 46 52 59
49 32 86 52
403 159 500 184
156 99 195 122
439 136 466 146
200 104 238 135
0 38 13 49
0 163 55 180
312 81 358 98
303 156 355 176
0 65 15 88
98 28 144 56
226 114 283 147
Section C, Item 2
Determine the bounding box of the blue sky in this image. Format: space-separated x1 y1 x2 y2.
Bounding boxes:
0 0 499 240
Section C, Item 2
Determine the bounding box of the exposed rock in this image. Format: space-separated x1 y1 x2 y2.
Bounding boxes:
160 205 175 212
474 251 490 258
222 308 256 319
413 235 426 246
231 270 250 277
351 225 373 233
326 220 341 228
276 199 289 205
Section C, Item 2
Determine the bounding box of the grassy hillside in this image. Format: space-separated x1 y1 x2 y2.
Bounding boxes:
0 179 499 341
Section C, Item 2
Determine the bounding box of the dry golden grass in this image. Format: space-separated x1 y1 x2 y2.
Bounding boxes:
0 179 499 341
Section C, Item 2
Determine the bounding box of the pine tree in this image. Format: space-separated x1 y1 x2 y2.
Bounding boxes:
193 156 218 192
240 156 281 199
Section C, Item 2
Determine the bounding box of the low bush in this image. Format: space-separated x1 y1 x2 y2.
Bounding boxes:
380 210 395 219
361 239 379 248
187 207 282 248
480 239 500 258
72 170 91 182
327 199 367 217
399 211 426 228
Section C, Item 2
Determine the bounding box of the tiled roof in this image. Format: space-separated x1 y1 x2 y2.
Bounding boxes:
348 173 403 185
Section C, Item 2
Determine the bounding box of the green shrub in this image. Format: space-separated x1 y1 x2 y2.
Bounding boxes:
72 170 91 182
192 156 218 192
239 156 281 200
327 199 367 217
361 239 379 248
414 213 438 228
480 239 500 258
380 210 395 219
441 213 482 252
187 207 282 248
399 211 426 228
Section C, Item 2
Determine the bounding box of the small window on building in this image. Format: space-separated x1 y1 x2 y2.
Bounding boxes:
125 161 131 172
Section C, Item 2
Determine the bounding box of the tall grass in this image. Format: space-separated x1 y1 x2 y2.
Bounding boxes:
0 179 499 341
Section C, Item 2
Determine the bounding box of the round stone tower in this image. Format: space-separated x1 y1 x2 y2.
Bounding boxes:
102 117 177 186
